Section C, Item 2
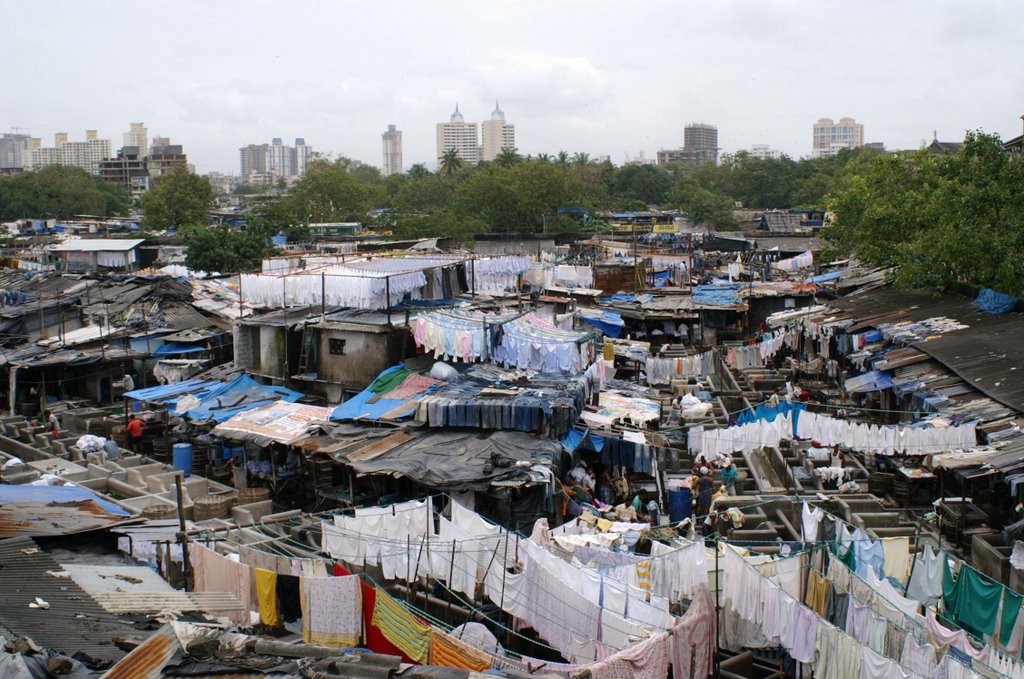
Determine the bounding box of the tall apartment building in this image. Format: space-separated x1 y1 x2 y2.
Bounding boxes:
98 137 188 198
381 125 402 176
657 123 719 167
481 101 515 162
436 105 480 165
25 130 112 174
0 133 32 171
239 137 312 183
124 123 148 155
812 117 864 158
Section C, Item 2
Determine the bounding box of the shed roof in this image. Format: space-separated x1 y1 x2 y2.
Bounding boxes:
46 239 145 252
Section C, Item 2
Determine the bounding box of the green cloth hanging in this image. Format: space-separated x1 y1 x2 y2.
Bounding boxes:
952 565 1001 637
942 557 959 615
1000 589 1024 644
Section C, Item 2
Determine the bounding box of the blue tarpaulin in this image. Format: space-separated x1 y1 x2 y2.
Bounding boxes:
332 364 422 422
844 370 894 393
153 342 206 356
598 293 653 304
806 271 842 284
577 310 625 338
185 375 304 423
693 284 744 307
973 288 1018 315
124 379 223 405
736 401 807 434
0 484 131 516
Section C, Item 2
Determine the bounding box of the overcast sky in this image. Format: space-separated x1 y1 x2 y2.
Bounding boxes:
4 1 1022 174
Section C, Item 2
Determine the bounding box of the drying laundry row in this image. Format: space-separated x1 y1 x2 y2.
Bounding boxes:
644 349 715 385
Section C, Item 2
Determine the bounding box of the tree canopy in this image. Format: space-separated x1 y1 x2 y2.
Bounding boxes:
0 165 127 220
141 167 214 232
184 225 276 274
825 132 1024 296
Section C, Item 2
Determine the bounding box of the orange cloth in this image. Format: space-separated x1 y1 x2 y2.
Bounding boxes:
429 629 492 671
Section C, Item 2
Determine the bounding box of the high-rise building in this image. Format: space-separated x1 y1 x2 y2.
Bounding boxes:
683 123 719 165
657 123 719 167
381 125 402 176
812 117 864 158
25 130 112 174
239 137 313 183
481 101 515 162
123 123 148 155
0 133 32 171
294 138 311 176
436 104 479 165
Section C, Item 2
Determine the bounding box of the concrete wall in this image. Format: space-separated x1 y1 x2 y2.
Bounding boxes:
317 327 410 391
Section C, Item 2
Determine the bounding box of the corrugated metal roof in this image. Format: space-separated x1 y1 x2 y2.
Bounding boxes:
0 484 136 537
101 623 177 679
0 536 141 662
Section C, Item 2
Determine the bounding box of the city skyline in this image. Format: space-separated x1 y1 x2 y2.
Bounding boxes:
3 1 1023 174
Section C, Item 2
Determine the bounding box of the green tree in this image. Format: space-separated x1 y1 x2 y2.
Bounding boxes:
572 152 591 167
439 149 465 178
612 164 672 207
0 165 127 220
393 173 453 214
826 132 1024 295
407 163 431 180
285 157 383 224
392 210 487 244
556 150 570 166
141 167 214 232
669 180 737 229
495 147 523 168
184 225 276 273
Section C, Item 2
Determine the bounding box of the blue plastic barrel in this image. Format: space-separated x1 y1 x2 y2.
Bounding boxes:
172 443 193 476
668 488 693 523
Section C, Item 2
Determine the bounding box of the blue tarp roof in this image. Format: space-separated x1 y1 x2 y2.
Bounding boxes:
125 375 304 423
153 342 206 356
331 364 421 422
184 375 304 423
0 484 131 516
845 370 894 393
124 379 223 405
578 310 625 338
693 284 744 307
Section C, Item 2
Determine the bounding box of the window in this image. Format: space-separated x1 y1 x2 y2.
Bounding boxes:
328 338 346 355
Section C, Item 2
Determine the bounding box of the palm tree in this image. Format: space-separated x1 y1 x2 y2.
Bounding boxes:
495 147 523 168
556 150 570 166
439 149 465 178
407 163 430 180
536 153 551 164
572 152 591 166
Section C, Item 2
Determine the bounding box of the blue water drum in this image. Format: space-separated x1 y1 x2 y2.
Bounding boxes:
172 442 193 476
668 488 693 523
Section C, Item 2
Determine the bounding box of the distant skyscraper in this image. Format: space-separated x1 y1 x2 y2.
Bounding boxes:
436 104 480 165
481 101 515 162
123 122 148 155
683 123 719 165
381 125 402 176
25 130 112 174
656 123 719 167
812 117 864 158
0 133 31 170
239 137 312 183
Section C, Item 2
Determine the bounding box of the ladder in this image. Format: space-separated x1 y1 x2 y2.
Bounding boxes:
297 325 313 376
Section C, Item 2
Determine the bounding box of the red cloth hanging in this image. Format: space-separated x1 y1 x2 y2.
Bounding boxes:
333 563 414 663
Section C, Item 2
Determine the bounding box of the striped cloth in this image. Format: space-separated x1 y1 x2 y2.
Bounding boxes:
371 587 431 663
429 629 492 671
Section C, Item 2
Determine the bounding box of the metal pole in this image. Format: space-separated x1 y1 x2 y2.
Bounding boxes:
386 275 392 326
175 474 191 590
714 540 721 678
446 539 456 625
321 272 326 319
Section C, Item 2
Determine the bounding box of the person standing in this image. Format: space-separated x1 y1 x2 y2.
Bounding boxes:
695 467 715 517
126 414 144 454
